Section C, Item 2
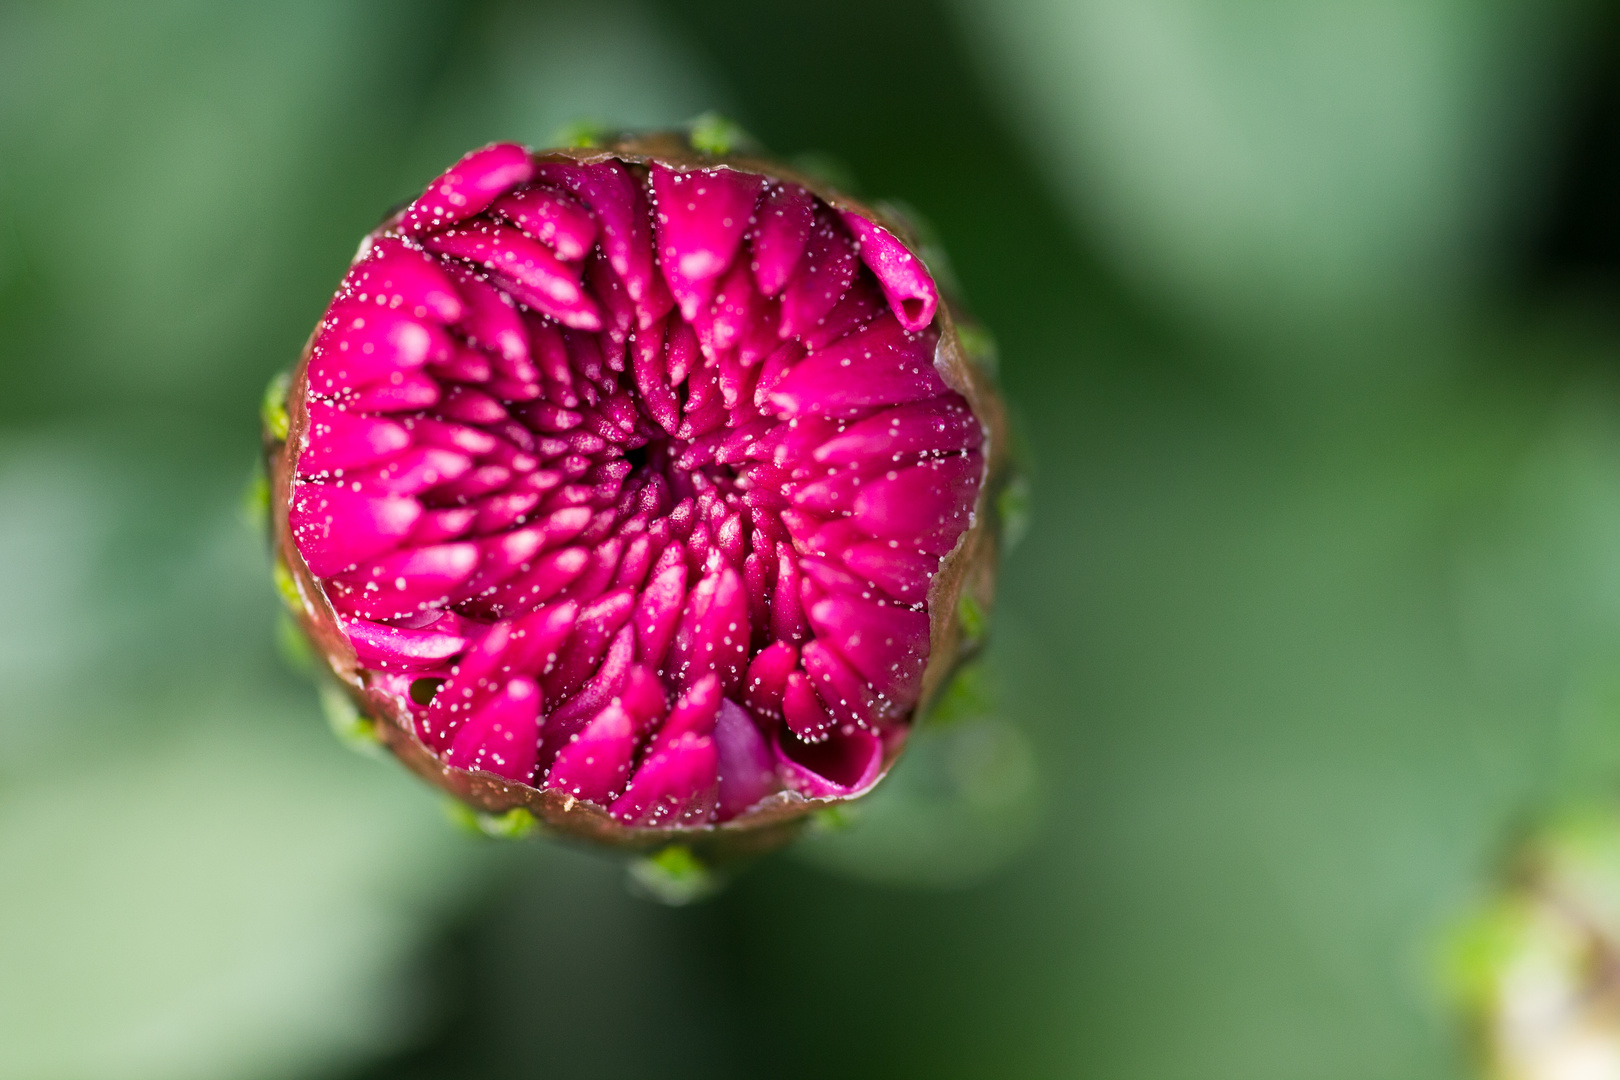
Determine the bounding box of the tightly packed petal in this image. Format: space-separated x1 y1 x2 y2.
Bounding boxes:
267 132 1008 849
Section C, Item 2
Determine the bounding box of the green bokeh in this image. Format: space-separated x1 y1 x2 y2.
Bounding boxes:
3 1 1619 1077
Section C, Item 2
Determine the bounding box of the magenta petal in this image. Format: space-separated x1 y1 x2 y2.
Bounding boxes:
800 639 880 729
520 402 584 434
427 464 509 503
546 621 636 732
699 257 759 359
410 507 477 544
768 316 945 417
289 483 421 577
634 562 688 671
839 541 937 605
797 552 873 600
782 670 834 742
743 640 797 718
658 672 721 747
801 518 865 560
423 220 601 331
839 211 939 332
401 417 497 456
664 318 701 387
610 730 719 826
344 237 464 323
307 304 448 391
774 722 883 798
544 699 640 802
807 594 930 703
664 567 749 693
490 183 599 262
445 676 542 783
632 317 681 435
430 344 493 385
526 505 595 548
420 622 515 750
528 318 574 390
434 385 510 427
752 340 804 408
619 665 671 726
494 599 579 676
441 261 530 367
328 543 481 621
401 142 534 237
550 615 638 725
735 294 782 369
350 446 474 496
778 207 857 339
652 164 766 321
554 536 624 604
298 401 410 475
634 257 677 330
585 253 635 373
853 452 981 540
434 523 533 599
446 527 549 604
813 397 981 465
545 589 635 700
750 182 814 297
468 490 542 534
714 699 777 820
799 277 885 351
337 371 441 413
533 160 655 303
340 614 466 671
473 546 590 620
789 469 863 516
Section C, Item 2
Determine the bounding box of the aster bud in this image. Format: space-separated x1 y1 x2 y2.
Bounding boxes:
263 130 1011 860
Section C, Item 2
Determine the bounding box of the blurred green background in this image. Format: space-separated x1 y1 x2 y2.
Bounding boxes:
6 1 1620 1076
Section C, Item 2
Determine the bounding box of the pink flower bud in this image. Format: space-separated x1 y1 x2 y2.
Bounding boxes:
265 131 1011 858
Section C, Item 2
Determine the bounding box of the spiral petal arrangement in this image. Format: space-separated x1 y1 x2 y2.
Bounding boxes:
268 135 1006 847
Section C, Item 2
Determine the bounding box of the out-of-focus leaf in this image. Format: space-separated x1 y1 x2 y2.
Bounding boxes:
0 708 484 1080
796 710 1040 889
403 0 727 184
951 0 1594 335
0 1 420 413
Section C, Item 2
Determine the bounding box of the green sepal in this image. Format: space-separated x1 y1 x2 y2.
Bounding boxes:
810 805 860 833
260 370 290 442
271 557 302 613
275 611 316 675
996 473 1031 551
549 119 608 150
922 660 995 728
241 464 270 533
319 679 383 758
443 802 540 840
687 112 756 157
626 844 721 905
957 592 987 647
956 322 1000 377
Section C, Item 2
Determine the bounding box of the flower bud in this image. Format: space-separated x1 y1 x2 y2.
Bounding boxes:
1447 805 1620 1080
264 130 1011 857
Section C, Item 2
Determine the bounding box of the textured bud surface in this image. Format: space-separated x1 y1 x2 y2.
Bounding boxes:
266 133 1008 854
